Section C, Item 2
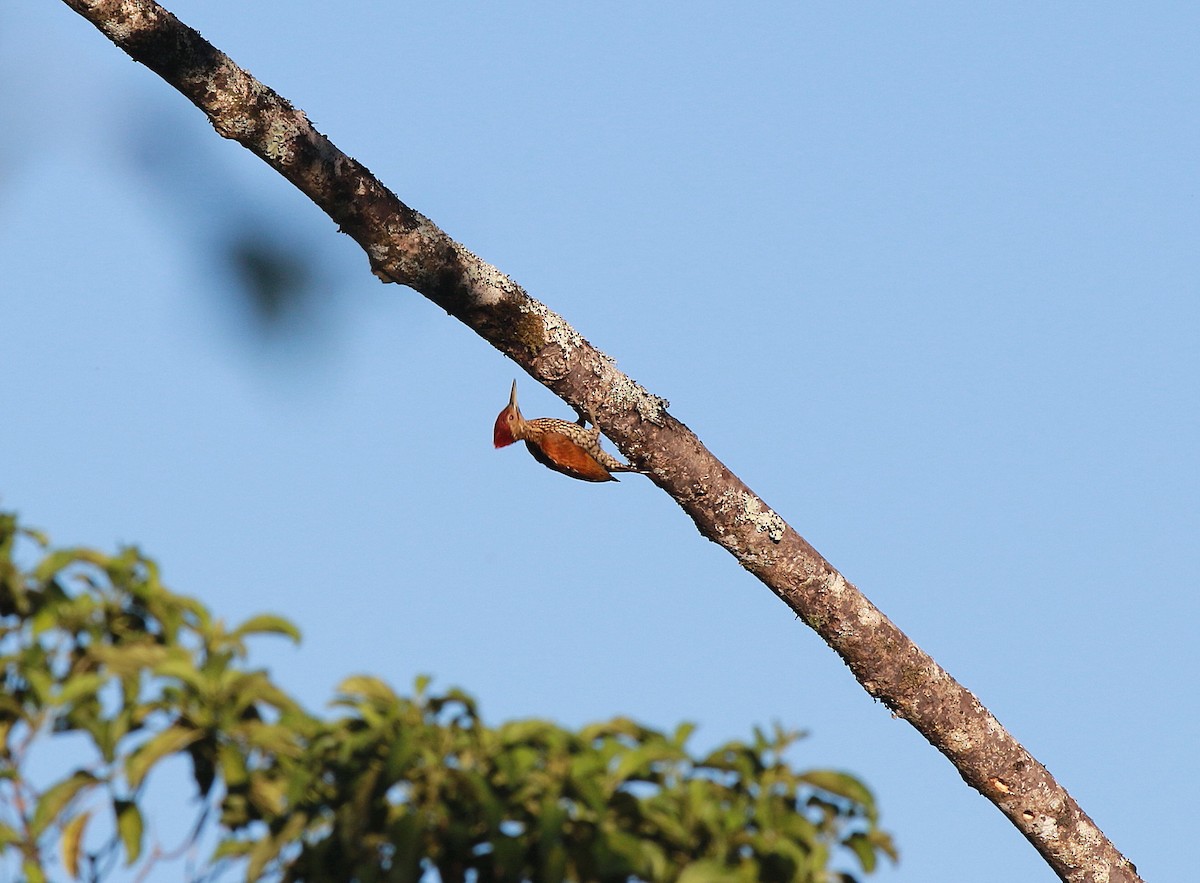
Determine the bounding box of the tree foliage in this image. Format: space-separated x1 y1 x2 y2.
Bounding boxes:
0 512 894 882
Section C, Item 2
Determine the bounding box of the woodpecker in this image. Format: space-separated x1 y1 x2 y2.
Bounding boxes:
493 380 637 482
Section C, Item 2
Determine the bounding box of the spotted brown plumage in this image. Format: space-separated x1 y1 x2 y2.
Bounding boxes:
493 380 637 482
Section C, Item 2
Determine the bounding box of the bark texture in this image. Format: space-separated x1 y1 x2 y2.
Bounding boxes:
60 2 1141 881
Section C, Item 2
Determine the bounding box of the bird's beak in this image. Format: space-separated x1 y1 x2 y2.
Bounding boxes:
508 379 519 412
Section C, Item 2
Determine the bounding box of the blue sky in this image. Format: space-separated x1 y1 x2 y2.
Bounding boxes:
3 2 1197 881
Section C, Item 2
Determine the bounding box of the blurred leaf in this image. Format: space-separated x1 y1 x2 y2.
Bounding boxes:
87 643 170 677
23 661 53 704
338 675 397 705
126 725 202 790
60 810 90 879
231 613 300 643
862 828 899 865
32 771 98 837
210 838 255 861
611 742 676 784
799 770 876 817
21 526 50 547
22 859 47 883
778 809 820 844
678 859 749 883
0 823 20 849
151 653 207 692
244 828 283 881
248 771 286 816
497 719 557 746
219 792 251 829
32 548 108 582
56 674 107 708
671 720 697 748
413 673 432 696
218 739 250 788
0 513 893 882
30 604 62 637
845 831 877 873
115 800 144 865
245 811 307 881
244 834 280 883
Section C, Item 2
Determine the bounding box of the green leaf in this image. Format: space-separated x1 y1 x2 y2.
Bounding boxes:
841 831 875 873
20 524 50 547
32 771 98 837
677 859 747 883
56 674 107 708
611 742 678 783
115 800 144 865
799 770 876 816
151 655 207 692
671 720 697 748
231 614 300 643
0 822 21 849
61 811 90 879
860 828 899 864
32 548 107 582
497 718 558 745
337 675 397 705
210 839 255 861
126 726 203 790
22 859 47 883
217 740 249 788
248 771 286 816
245 811 307 881
777 809 820 845
87 643 170 677
30 604 62 637
23 663 53 705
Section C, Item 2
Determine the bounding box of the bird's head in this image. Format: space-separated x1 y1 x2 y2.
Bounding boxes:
493 380 523 448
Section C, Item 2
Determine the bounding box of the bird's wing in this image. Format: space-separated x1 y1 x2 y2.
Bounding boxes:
528 433 617 482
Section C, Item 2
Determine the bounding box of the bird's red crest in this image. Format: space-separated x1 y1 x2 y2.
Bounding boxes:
494 380 521 448
494 408 517 448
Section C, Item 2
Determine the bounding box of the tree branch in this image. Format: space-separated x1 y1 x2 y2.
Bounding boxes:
58 2 1139 880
